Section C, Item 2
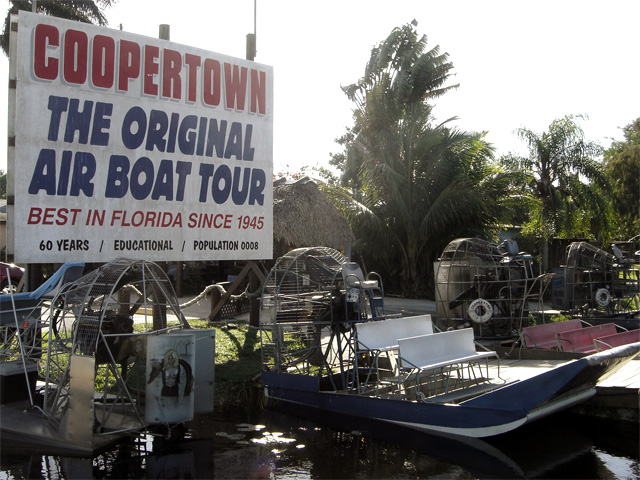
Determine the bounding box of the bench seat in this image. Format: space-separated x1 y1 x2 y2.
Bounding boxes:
520 319 583 349
555 323 618 353
397 328 500 398
398 329 498 371
355 314 433 352
402 350 497 372
594 329 640 352
353 315 433 394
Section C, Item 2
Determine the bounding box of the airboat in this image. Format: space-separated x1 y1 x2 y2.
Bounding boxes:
433 238 545 339
259 247 640 439
0 258 214 455
555 240 640 330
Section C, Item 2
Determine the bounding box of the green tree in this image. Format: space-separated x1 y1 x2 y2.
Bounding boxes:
329 22 514 295
604 117 640 238
2 0 114 56
500 115 612 271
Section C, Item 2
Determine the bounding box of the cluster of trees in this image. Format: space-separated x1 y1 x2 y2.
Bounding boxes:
1 0 113 55
324 22 638 297
0 4 636 298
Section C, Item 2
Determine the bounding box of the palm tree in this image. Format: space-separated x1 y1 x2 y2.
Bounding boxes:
604 117 640 238
2 0 114 56
330 22 513 295
501 115 611 271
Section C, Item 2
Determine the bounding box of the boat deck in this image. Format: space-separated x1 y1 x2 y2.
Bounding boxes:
488 356 640 388
370 355 640 417
487 357 640 421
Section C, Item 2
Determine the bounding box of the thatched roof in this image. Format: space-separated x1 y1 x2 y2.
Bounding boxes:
273 180 354 255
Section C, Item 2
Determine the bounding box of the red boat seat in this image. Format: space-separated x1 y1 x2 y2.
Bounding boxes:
520 319 583 349
593 330 640 352
555 323 618 354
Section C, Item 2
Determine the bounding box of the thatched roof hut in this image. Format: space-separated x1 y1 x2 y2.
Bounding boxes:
273 179 354 257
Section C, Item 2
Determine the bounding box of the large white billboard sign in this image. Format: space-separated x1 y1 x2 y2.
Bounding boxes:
8 12 273 263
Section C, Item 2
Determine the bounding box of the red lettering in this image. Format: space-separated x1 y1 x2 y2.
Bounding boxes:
146 211 157 226
184 53 201 103
143 44 159 95
162 48 182 99
224 63 247 111
63 30 88 84
27 207 81 225
28 207 43 224
56 208 68 225
110 210 123 226
203 59 221 107
42 208 55 225
92 35 115 88
33 24 59 80
250 69 266 115
118 40 140 91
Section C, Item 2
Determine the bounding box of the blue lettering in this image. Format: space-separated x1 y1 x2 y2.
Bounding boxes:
29 149 95 197
64 98 93 144
90 102 112 146
249 168 266 205
206 119 227 158
146 109 168 152
243 124 254 161
196 117 207 156
178 115 197 155
130 157 154 200
198 163 214 202
152 159 174 200
57 150 72 195
231 167 250 205
47 96 68 141
175 161 192 202
211 164 231 204
224 122 243 160
121 106 147 149
69 152 96 197
167 112 180 154
29 149 57 195
105 155 130 198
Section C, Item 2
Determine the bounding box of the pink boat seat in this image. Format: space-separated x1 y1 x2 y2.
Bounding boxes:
520 319 583 349
593 330 640 352
555 323 618 354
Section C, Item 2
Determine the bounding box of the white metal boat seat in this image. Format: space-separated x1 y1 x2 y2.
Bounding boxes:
0 262 85 327
356 315 433 352
341 262 388 320
397 328 500 400
341 263 378 289
354 315 433 394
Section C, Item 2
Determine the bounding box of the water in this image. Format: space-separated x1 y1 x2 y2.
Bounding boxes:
1 409 638 479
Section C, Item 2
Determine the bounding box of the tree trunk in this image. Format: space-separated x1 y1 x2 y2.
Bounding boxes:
541 237 549 273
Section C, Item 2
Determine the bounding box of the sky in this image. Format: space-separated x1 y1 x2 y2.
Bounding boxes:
1 0 639 175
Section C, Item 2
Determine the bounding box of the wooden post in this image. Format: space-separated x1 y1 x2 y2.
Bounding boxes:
210 285 221 322
118 287 130 317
